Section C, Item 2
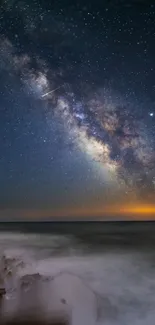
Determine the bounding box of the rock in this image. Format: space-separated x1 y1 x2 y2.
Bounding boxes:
0 288 6 297
20 273 42 289
1 316 69 325
0 272 97 325
20 273 51 292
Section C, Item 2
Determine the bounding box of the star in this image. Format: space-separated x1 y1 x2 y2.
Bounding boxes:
0 0 155 219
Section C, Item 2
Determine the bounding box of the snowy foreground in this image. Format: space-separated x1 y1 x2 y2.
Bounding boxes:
0 232 155 325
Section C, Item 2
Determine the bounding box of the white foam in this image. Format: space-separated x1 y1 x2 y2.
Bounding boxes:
0 232 155 325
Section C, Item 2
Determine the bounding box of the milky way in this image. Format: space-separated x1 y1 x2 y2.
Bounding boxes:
1 35 154 198
15 48 154 197
54 88 154 193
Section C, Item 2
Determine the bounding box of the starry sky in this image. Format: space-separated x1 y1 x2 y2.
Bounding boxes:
0 0 155 220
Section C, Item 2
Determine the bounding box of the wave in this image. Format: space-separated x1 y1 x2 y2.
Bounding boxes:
0 232 155 324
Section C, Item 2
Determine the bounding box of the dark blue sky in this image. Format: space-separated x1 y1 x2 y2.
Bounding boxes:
0 0 155 219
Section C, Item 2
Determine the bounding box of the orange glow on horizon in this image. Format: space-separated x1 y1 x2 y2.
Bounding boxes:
61 203 155 219
119 204 155 217
1 203 155 220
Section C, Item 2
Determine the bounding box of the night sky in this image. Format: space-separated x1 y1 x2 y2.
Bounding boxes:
0 0 155 220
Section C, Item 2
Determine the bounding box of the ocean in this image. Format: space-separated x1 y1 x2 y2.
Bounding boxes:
0 221 155 325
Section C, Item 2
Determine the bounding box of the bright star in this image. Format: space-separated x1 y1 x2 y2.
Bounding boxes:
149 112 154 117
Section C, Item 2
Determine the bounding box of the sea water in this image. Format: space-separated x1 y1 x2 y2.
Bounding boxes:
0 222 155 325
